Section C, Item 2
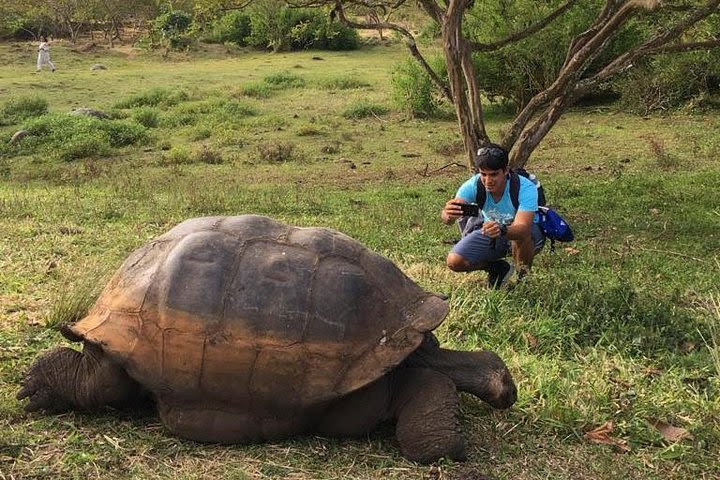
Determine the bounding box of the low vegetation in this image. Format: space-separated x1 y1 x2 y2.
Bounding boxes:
0 42 718 480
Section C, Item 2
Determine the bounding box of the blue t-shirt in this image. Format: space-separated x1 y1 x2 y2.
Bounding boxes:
455 174 539 224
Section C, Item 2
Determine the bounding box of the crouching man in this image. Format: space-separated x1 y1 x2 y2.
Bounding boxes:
440 144 545 288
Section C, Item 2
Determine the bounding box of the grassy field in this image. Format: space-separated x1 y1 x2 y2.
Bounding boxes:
0 39 719 479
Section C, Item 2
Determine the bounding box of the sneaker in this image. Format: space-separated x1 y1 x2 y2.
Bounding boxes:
487 260 514 289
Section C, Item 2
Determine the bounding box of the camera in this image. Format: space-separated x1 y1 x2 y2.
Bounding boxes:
454 202 479 217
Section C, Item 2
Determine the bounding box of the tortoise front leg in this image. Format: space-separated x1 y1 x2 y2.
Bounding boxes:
390 368 466 464
17 342 141 412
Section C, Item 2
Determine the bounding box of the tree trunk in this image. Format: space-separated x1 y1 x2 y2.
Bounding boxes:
441 0 489 169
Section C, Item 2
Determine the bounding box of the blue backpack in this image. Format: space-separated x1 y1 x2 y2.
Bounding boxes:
475 169 574 252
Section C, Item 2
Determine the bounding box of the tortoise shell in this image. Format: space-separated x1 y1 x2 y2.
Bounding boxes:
70 216 448 411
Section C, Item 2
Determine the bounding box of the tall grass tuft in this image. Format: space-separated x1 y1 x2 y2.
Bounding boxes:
343 100 389 119
236 82 274 98
645 135 680 170
263 71 306 88
1 95 49 124
46 270 105 328
114 88 190 109
132 107 160 128
698 294 720 378
319 76 371 90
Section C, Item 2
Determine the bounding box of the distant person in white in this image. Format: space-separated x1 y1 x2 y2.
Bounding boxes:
36 36 56 72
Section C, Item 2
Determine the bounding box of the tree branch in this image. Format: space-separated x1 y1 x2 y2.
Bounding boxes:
332 1 452 101
503 1 645 151
578 0 720 89
468 0 578 52
416 0 445 24
648 38 720 54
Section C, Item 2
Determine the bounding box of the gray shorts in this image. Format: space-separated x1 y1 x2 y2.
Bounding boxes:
451 219 545 265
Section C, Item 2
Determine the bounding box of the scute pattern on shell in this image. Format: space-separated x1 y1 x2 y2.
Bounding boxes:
70 215 448 412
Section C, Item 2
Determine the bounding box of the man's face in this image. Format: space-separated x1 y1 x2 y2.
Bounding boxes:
478 168 508 196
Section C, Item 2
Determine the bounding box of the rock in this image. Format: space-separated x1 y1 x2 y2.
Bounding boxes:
90 64 107 71
70 108 110 119
10 130 29 144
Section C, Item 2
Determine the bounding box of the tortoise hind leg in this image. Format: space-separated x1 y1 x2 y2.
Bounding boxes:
17 341 141 412
391 368 466 464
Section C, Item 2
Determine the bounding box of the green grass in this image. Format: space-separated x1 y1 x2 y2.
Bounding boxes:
1 94 49 124
0 40 718 480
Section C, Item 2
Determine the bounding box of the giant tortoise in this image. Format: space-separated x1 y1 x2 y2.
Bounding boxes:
17 215 517 463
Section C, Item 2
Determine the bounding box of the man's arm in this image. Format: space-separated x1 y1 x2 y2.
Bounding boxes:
505 211 534 240
480 211 533 240
440 198 466 225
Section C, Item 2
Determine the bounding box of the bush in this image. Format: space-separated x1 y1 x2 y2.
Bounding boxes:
614 51 720 114
247 1 358 52
132 107 160 128
204 11 252 45
1 95 49 124
18 114 147 161
99 120 147 147
150 9 194 50
57 135 113 162
287 11 359 51
462 2 643 110
115 88 189 109
161 145 193 165
1 13 54 40
391 57 447 118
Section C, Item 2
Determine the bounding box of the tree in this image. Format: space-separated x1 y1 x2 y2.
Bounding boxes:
302 0 720 168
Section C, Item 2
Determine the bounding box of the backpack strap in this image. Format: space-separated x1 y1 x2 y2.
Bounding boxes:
508 172 520 211
474 176 486 208
475 172 521 211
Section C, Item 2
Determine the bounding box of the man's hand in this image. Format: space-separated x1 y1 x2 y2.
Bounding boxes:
480 221 503 239
441 198 466 225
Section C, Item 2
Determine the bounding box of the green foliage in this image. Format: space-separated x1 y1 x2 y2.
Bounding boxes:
0 9 54 40
247 1 358 52
237 82 273 98
114 88 189 109
215 99 257 119
615 51 720 114
464 1 599 109
287 10 359 51
318 76 371 90
131 107 160 128
160 144 193 165
1 95 49 125
17 114 147 161
203 10 252 45
459 1 720 112
391 56 448 118
150 9 194 50
343 100 389 119
263 71 305 88
417 19 441 45
246 0 295 52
